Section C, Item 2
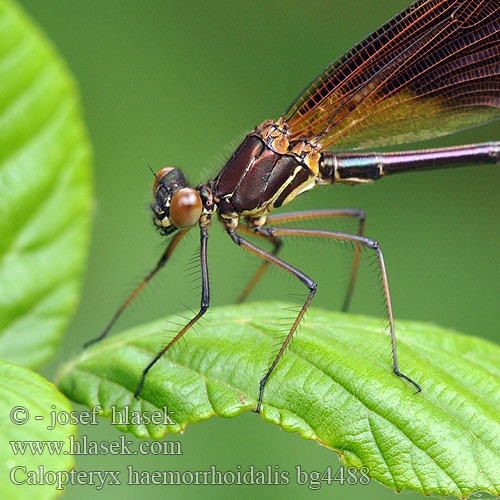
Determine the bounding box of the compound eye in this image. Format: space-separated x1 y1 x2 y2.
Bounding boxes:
153 167 176 193
169 188 202 229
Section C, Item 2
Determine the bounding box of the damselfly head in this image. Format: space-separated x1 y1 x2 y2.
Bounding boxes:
151 167 202 234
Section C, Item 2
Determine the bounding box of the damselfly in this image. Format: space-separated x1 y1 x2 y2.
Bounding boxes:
87 0 500 413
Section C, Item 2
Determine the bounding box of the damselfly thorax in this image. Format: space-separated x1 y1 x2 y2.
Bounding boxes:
213 119 321 231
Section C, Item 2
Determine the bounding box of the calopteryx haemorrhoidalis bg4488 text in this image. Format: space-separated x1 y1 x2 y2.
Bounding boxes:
86 0 500 413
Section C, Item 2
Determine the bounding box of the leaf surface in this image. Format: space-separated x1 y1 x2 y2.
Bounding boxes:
1 360 76 500
58 302 500 498
0 0 92 368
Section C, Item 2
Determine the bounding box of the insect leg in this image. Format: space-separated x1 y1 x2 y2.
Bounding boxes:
84 229 188 348
228 229 317 413
134 226 210 398
257 226 422 394
264 209 365 312
236 226 282 303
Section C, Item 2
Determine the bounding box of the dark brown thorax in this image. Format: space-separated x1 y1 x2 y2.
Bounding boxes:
213 120 320 226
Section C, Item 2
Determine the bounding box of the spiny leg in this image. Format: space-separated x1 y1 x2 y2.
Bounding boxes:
237 210 365 306
134 226 210 398
264 209 365 312
228 229 317 413
257 225 421 393
84 229 188 348
236 225 282 303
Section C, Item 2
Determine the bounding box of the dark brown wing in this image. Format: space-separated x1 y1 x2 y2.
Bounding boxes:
282 0 500 151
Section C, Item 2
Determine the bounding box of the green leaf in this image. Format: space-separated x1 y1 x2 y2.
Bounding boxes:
57 302 500 498
0 0 93 368
1 359 77 500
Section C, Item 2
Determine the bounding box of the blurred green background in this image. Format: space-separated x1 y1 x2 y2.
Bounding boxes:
19 0 500 498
